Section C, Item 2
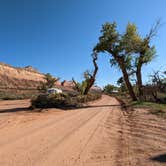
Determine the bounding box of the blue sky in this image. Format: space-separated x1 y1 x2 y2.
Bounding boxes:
0 0 166 87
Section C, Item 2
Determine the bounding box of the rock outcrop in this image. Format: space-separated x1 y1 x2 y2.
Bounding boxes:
0 63 45 89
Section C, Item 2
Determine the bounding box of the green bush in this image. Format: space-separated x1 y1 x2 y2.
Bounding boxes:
103 84 118 94
31 92 102 109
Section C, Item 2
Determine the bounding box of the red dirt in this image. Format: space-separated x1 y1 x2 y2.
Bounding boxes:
0 95 165 166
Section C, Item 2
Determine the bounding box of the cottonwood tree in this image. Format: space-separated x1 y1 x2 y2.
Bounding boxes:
94 22 137 100
130 21 160 100
72 52 98 95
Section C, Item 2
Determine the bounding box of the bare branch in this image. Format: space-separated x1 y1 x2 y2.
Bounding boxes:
146 19 162 42
72 78 81 93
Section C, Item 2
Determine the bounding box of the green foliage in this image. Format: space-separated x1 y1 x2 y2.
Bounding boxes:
94 22 119 53
93 22 139 101
40 73 59 90
94 21 159 101
31 93 77 109
144 46 156 63
94 22 141 68
73 53 98 95
131 101 166 119
103 84 118 94
117 77 124 85
121 23 142 53
31 93 102 109
72 77 88 95
117 77 128 92
122 23 156 73
135 46 156 66
94 20 157 73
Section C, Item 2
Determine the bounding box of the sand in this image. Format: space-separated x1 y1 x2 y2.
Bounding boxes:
0 95 165 166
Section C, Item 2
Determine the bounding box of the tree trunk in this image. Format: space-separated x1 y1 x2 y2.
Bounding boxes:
119 60 137 101
73 52 98 95
83 78 95 95
136 54 145 100
136 64 144 100
83 52 98 95
108 50 137 101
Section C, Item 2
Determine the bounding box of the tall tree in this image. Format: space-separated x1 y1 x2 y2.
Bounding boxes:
135 45 156 100
94 22 137 101
131 21 160 100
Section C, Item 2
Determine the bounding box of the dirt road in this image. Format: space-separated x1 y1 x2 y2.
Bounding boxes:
0 95 165 166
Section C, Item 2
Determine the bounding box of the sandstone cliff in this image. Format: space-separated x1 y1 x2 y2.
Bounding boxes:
0 63 45 89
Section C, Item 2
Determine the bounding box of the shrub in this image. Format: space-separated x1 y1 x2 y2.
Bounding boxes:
31 92 102 109
31 93 80 109
103 84 118 94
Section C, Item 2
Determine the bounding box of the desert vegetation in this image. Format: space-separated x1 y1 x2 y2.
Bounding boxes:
39 73 60 91
31 92 101 109
72 52 98 95
31 53 101 109
92 20 165 118
0 1 166 165
93 21 162 101
0 21 165 114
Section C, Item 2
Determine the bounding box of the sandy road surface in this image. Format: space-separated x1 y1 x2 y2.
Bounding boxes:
0 95 165 166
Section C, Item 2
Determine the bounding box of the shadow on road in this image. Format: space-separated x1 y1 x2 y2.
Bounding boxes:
0 107 30 113
76 104 121 109
0 104 121 114
150 154 166 163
